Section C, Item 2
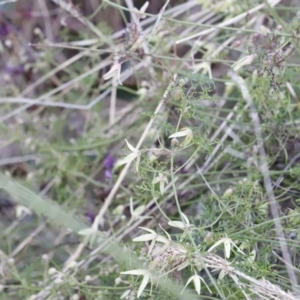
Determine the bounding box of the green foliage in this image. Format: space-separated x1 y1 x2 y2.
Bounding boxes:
1 2 300 300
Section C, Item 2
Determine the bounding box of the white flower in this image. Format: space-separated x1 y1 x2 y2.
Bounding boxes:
120 289 133 299
120 269 151 298
152 173 168 195
15 205 32 218
116 139 141 172
181 271 212 295
168 212 194 231
208 236 245 259
192 62 212 79
169 127 193 147
132 227 170 257
103 62 122 85
132 1 149 21
232 55 255 71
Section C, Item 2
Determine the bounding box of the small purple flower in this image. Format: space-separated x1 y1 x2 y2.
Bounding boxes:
5 65 25 75
104 154 115 180
0 22 10 37
104 154 115 169
23 8 33 19
104 169 112 179
87 211 95 223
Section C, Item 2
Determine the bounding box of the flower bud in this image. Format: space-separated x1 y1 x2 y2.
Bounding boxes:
115 277 122 285
42 254 49 262
171 138 179 148
48 268 57 275
223 188 233 198
231 40 241 48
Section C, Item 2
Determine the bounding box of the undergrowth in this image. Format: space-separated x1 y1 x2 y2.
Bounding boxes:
0 1 300 299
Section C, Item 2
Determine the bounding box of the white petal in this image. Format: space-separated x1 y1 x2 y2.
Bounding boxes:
120 289 131 299
16 205 32 218
133 205 145 217
224 238 231 259
207 238 225 253
117 152 139 166
192 62 212 78
181 275 194 294
193 275 201 295
182 129 193 147
147 239 156 257
169 128 191 138
219 269 226 280
78 228 97 236
232 242 245 255
159 224 171 241
120 269 147 276
180 212 190 225
103 63 120 80
232 55 255 71
125 139 138 152
177 260 189 271
152 176 161 184
139 227 156 234
259 25 271 35
156 235 170 244
137 273 150 298
160 180 165 195
168 221 186 229
135 152 141 172
201 277 212 293
132 233 156 242
139 2 149 14
247 250 256 264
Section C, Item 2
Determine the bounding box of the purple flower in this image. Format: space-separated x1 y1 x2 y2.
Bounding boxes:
23 8 33 19
0 22 10 37
87 211 95 223
104 169 112 179
5 65 25 75
104 154 115 180
104 154 115 169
